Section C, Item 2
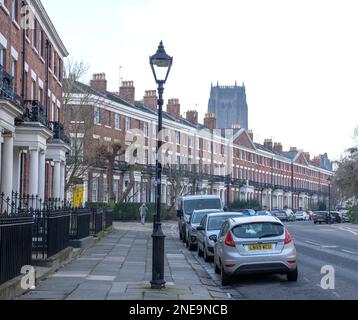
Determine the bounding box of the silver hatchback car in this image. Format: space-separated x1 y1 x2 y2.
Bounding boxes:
196 212 244 262
214 215 298 286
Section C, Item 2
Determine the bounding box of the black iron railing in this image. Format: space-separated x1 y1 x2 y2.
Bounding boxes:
105 208 113 229
23 100 48 127
48 121 71 144
90 207 104 235
0 215 33 285
32 208 71 259
70 208 91 240
0 65 14 100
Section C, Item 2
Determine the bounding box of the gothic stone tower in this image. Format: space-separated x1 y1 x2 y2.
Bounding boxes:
208 82 248 130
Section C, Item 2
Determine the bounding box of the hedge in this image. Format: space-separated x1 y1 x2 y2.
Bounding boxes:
112 203 172 222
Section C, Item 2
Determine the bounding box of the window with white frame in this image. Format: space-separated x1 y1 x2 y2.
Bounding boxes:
144 149 148 165
32 19 37 48
144 122 149 137
188 136 193 148
94 107 100 124
11 0 17 22
176 155 181 169
92 177 99 202
70 137 84 157
125 117 131 130
38 30 43 57
30 79 35 100
0 47 5 66
114 113 120 129
103 177 109 203
176 131 181 145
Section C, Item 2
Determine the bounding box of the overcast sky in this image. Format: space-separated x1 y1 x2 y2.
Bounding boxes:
43 0 358 161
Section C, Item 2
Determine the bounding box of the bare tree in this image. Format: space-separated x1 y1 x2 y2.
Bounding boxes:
63 60 101 192
333 126 358 201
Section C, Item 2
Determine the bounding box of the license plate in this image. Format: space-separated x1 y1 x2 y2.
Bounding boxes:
248 244 273 251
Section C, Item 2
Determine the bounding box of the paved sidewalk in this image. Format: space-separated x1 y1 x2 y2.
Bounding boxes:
17 221 231 300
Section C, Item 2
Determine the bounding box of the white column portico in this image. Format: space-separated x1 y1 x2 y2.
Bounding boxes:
53 160 61 199
1 133 14 199
60 162 65 201
29 148 39 196
38 151 46 201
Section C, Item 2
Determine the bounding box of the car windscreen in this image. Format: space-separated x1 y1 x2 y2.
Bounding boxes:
192 212 208 224
183 199 222 216
232 222 284 239
207 215 241 231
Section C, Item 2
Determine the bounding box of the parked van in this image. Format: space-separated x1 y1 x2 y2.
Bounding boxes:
177 195 223 243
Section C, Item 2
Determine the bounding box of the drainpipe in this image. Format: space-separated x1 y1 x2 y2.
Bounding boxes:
45 39 50 120
21 1 26 100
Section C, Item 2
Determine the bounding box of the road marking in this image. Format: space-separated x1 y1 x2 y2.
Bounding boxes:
342 249 358 255
322 246 337 249
305 240 321 246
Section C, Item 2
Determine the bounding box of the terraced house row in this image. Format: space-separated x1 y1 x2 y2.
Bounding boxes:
0 0 69 207
67 74 333 211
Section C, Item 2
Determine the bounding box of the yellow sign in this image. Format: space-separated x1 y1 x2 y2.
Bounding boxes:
73 186 84 208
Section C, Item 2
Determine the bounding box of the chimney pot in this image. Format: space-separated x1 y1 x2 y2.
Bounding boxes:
119 80 135 104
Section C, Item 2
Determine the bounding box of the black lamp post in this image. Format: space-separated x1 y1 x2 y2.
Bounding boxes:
327 176 332 223
149 41 173 289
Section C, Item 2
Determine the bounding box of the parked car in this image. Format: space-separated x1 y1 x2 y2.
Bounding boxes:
294 211 310 221
285 209 296 222
256 211 272 216
196 212 243 262
340 212 350 223
313 211 331 224
307 211 315 221
177 195 223 243
236 209 256 217
270 210 289 222
213 215 298 286
186 209 222 251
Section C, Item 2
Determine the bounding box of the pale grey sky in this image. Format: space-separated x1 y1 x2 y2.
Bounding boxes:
43 0 358 161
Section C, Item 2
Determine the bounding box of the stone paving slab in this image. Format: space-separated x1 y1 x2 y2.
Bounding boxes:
18 222 233 300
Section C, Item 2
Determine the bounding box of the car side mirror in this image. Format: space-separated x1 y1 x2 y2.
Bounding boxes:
177 210 183 218
196 226 204 231
223 206 228 212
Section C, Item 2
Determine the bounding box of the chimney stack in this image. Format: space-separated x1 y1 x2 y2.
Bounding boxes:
264 139 273 150
273 142 283 153
143 90 158 112
304 152 311 161
186 110 198 125
119 81 135 104
289 147 298 152
90 73 107 92
166 99 181 119
313 156 321 166
204 113 217 130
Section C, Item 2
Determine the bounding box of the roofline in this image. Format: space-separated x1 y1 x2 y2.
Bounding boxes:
32 0 69 57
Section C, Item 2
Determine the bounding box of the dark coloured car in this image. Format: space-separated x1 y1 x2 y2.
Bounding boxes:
271 210 289 222
313 211 331 224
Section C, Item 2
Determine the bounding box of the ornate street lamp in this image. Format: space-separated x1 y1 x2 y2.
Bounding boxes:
327 176 332 223
149 41 173 289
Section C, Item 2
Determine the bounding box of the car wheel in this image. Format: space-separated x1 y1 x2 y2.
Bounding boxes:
186 239 189 248
314 221 317 224
203 246 211 262
287 268 298 282
221 263 231 286
179 230 183 240
189 243 196 251
198 245 204 257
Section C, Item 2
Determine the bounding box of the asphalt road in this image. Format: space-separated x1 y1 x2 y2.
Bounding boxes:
184 221 358 300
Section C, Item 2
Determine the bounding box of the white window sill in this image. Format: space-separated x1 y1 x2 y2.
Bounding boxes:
105 125 112 129
12 19 20 30
115 128 121 131
0 3 10 15
32 46 39 55
95 123 102 126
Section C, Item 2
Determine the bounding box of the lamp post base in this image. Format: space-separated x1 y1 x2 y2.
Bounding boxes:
151 223 166 290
